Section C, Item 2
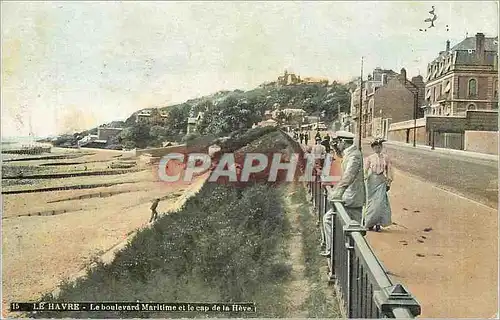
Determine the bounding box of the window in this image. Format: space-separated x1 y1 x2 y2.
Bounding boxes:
495 80 498 98
467 103 476 110
468 79 477 97
444 81 451 98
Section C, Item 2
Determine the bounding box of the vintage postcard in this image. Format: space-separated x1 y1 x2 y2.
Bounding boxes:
1 1 498 319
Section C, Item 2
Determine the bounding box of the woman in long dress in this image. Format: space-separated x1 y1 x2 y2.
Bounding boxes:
363 138 393 232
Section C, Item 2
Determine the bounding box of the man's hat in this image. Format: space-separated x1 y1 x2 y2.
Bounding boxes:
335 131 355 140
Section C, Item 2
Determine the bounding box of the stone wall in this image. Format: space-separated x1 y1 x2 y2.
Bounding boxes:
135 144 187 158
388 129 407 143
388 118 427 144
464 131 499 155
426 110 498 132
388 126 427 145
467 111 499 130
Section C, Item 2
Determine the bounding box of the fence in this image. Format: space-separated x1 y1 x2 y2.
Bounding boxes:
2 146 51 155
433 132 464 150
307 174 421 318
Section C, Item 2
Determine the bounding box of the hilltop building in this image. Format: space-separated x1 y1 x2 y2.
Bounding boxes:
187 112 204 134
257 119 278 127
277 70 301 85
97 127 123 142
271 108 307 119
276 70 329 87
135 108 169 124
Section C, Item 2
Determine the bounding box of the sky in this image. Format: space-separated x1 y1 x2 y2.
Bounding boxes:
1 1 498 137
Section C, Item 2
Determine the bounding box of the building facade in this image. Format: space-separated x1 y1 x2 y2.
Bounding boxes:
186 112 204 134
351 67 424 139
423 33 498 117
135 108 169 124
97 127 123 142
276 70 329 87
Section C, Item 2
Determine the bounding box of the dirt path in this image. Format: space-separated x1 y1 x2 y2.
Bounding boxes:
281 184 340 318
367 169 498 318
282 191 310 318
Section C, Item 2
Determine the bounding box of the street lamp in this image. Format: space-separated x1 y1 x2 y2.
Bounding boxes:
358 57 364 151
413 91 418 147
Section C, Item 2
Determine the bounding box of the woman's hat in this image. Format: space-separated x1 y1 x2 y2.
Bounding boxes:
370 137 385 147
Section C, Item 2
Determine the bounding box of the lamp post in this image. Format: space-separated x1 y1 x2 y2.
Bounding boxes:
413 91 418 147
358 57 364 151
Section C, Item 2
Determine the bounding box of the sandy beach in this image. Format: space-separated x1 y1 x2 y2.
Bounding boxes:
1 147 205 316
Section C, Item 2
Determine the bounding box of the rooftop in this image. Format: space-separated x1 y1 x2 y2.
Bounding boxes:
451 35 498 52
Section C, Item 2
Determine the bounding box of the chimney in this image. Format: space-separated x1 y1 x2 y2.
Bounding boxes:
476 33 485 63
446 40 450 52
400 68 407 82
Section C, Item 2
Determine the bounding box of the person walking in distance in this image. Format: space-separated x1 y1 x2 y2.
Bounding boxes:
312 137 327 170
321 131 365 257
324 133 331 144
363 138 393 232
299 131 304 145
149 198 160 223
315 130 321 141
304 131 309 146
321 135 331 153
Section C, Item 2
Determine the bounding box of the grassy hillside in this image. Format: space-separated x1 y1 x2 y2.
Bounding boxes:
56 79 351 150
115 81 351 149
30 128 304 319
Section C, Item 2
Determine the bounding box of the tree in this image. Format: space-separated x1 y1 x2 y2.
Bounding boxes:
275 111 287 126
192 100 213 115
163 105 190 141
150 125 168 147
149 108 163 126
114 80 352 146
118 123 151 149
197 94 262 136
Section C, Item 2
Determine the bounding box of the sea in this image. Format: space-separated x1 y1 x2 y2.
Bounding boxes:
1 136 53 151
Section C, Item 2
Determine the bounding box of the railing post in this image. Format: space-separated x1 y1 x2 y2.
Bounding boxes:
374 284 421 318
319 185 327 247
309 176 316 204
318 182 324 224
327 201 337 282
343 220 367 318
310 177 314 204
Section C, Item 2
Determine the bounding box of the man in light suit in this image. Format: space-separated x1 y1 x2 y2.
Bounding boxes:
320 131 365 257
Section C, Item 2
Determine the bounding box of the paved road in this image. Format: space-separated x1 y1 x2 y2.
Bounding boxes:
361 141 498 208
297 130 497 207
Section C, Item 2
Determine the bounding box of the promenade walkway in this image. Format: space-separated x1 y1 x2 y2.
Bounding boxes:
295 130 498 318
